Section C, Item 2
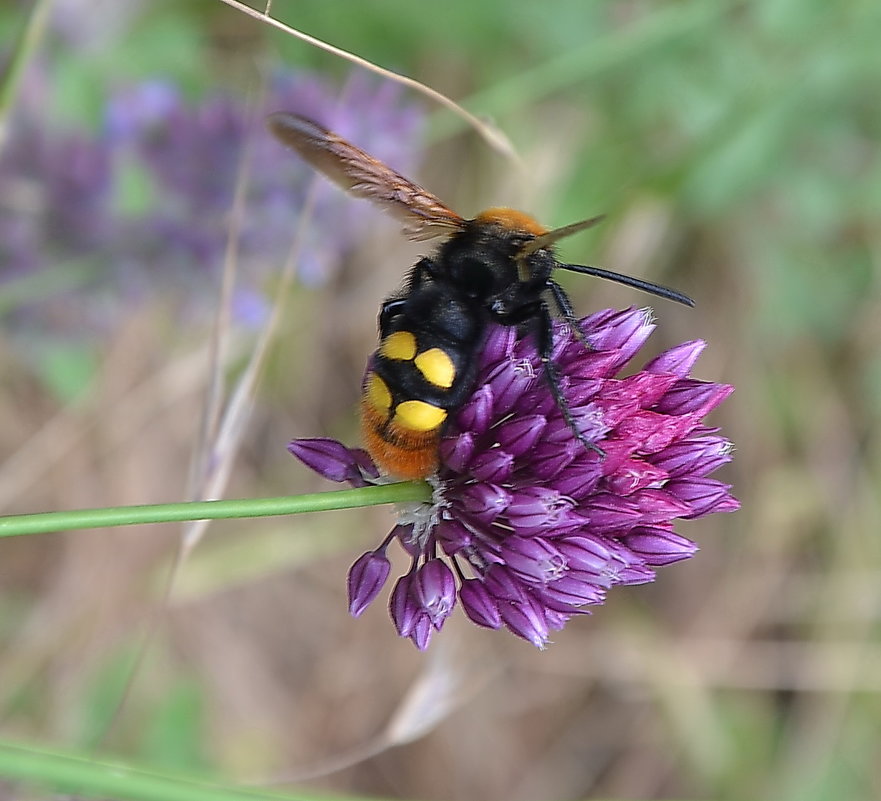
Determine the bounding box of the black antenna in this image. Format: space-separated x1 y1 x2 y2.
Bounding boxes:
519 214 606 256
557 263 695 307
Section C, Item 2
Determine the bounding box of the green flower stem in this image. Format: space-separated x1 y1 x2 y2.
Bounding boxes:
0 0 52 136
0 738 317 801
0 736 666 801
0 482 432 539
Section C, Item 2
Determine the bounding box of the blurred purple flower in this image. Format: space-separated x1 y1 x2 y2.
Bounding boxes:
290 308 739 650
0 70 425 342
0 123 113 276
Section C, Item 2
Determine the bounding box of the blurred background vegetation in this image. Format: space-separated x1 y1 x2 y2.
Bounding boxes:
1 1 879 799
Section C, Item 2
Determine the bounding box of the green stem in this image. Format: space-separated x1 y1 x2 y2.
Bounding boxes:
0 736 665 801
0 0 53 138
0 482 432 538
0 739 315 801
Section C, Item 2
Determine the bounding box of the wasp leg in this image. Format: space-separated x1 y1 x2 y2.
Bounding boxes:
378 298 408 335
379 258 440 333
547 280 591 350
535 301 605 458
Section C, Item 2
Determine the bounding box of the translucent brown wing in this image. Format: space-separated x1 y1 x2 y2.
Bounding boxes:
267 113 465 241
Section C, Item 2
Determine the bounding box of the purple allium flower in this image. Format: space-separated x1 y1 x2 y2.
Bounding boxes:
289 307 739 650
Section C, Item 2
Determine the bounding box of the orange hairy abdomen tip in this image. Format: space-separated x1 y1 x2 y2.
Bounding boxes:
474 207 548 236
360 400 440 479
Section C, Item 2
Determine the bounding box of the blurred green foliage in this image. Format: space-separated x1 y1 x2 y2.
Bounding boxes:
2 1 880 800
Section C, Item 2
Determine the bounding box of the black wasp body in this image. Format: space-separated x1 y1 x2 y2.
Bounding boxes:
267 113 693 479
375 213 552 418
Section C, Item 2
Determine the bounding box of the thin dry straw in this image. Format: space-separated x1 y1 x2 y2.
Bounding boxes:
251 637 497 785
216 0 519 162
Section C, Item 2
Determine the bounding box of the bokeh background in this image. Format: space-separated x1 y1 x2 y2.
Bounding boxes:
1 1 879 799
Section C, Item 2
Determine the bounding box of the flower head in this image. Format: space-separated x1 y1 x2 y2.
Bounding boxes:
290 307 738 650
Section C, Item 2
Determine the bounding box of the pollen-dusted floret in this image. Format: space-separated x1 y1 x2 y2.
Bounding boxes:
290 307 739 650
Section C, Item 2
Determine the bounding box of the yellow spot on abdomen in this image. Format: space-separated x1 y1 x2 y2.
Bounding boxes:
474 207 548 236
414 348 456 389
394 400 447 432
364 373 392 412
380 331 417 361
